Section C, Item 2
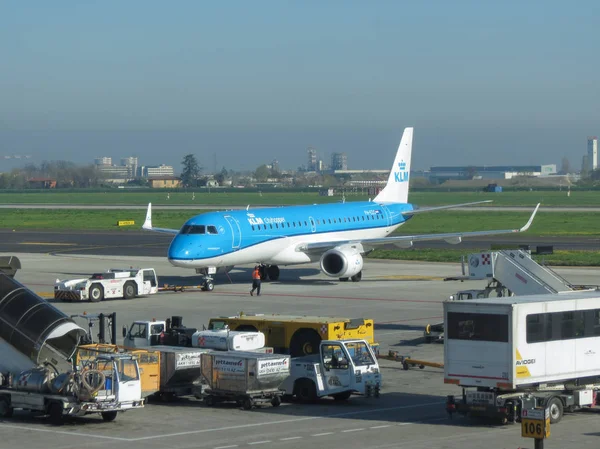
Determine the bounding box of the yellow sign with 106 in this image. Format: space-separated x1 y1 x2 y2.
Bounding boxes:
521 408 550 439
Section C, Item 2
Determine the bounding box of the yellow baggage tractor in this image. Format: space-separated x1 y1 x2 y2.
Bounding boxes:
207 313 379 357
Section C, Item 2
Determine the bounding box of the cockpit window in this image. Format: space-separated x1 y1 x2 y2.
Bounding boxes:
207 225 218 234
180 224 206 234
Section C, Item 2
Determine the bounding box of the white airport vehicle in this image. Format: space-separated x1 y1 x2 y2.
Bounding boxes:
0 272 144 424
200 351 290 409
123 316 266 351
280 339 381 402
1 354 144 424
54 267 158 302
444 290 600 424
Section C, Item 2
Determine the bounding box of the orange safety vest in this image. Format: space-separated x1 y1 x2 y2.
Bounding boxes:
252 269 261 280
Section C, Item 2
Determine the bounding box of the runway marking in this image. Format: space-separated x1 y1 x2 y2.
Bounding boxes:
369 425 391 429
210 291 443 304
248 441 271 445
19 242 77 246
0 401 443 443
215 446 239 449
371 275 444 281
0 423 130 441
279 436 302 441
312 432 334 437
341 428 364 433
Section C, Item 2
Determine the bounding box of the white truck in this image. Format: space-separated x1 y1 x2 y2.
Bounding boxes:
444 290 600 425
0 272 144 424
54 267 158 302
280 339 381 402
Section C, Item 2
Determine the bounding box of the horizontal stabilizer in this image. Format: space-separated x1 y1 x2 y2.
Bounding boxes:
402 200 493 216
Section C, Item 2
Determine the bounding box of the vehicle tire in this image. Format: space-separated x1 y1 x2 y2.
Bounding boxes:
204 395 215 407
0 396 13 418
89 284 104 303
294 379 317 403
271 396 282 407
203 280 214 292
48 402 64 426
332 391 352 401
339 277 349 282
123 281 136 299
547 397 564 424
350 271 362 282
242 397 254 410
267 265 280 281
289 328 322 357
101 411 118 422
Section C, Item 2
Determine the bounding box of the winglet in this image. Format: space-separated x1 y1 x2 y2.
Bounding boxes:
519 203 540 232
143 203 152 230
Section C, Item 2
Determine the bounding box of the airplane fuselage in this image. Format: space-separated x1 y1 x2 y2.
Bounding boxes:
167 201 414 269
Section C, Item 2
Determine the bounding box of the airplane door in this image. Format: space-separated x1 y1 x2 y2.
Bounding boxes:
380 205 392 227
224 216 242 250
309 216 316 233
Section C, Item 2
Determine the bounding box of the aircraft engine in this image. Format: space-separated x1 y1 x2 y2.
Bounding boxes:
319 247 363 278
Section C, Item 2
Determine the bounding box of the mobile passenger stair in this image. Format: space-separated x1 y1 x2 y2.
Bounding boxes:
424 248 586 343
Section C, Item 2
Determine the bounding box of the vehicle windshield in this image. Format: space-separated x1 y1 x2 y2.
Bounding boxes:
117 358 140 382
208 320 226 330
344 341 375 366
180 224 206 234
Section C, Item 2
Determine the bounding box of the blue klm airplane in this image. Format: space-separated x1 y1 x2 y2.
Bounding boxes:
143 128 540 291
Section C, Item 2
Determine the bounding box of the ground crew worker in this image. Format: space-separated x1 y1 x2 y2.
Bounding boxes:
250 265 261 296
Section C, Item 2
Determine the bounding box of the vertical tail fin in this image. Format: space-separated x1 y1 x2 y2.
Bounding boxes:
373 127 413 204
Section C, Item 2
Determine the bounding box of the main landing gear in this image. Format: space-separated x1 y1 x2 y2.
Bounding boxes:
258 264 280 281
339 271 363 283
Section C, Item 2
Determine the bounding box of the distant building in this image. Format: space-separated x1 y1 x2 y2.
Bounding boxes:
94 157 112 166
97 165 131 179
27 178 56 189
429 165 557 182
121 156 139 177
307 147 317 172
587 136 598 172
331 152 348 171
144 164 175 178
149 176 181 188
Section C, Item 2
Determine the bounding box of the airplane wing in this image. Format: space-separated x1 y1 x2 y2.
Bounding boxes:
401 200 492 216
142 203 180 235
296 203 540 253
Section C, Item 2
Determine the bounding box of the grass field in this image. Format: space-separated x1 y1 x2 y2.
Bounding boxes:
368 248 600 267
0 208 596 236
1 196 599 266
0 189 598 207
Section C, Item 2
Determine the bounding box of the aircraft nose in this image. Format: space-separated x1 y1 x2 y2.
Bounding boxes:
168 237 194 261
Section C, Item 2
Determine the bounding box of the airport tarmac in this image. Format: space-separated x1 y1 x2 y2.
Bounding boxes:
2 252 600 449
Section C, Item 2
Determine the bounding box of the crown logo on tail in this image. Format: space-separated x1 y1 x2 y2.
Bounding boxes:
398 160 406 171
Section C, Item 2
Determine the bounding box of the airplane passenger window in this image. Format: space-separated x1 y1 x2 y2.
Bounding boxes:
275 223 279 228
304 221 307 226
287 222 290 227
362 216 365 221
207 226 218 234
328 219 332 224
251 225 255 231
269 224 273 229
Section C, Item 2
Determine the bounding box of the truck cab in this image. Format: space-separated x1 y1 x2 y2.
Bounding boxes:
89 354 143 405
280 339 381 402
123 320 168 348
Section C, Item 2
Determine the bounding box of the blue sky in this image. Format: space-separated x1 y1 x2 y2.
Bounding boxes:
1 1 599 172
